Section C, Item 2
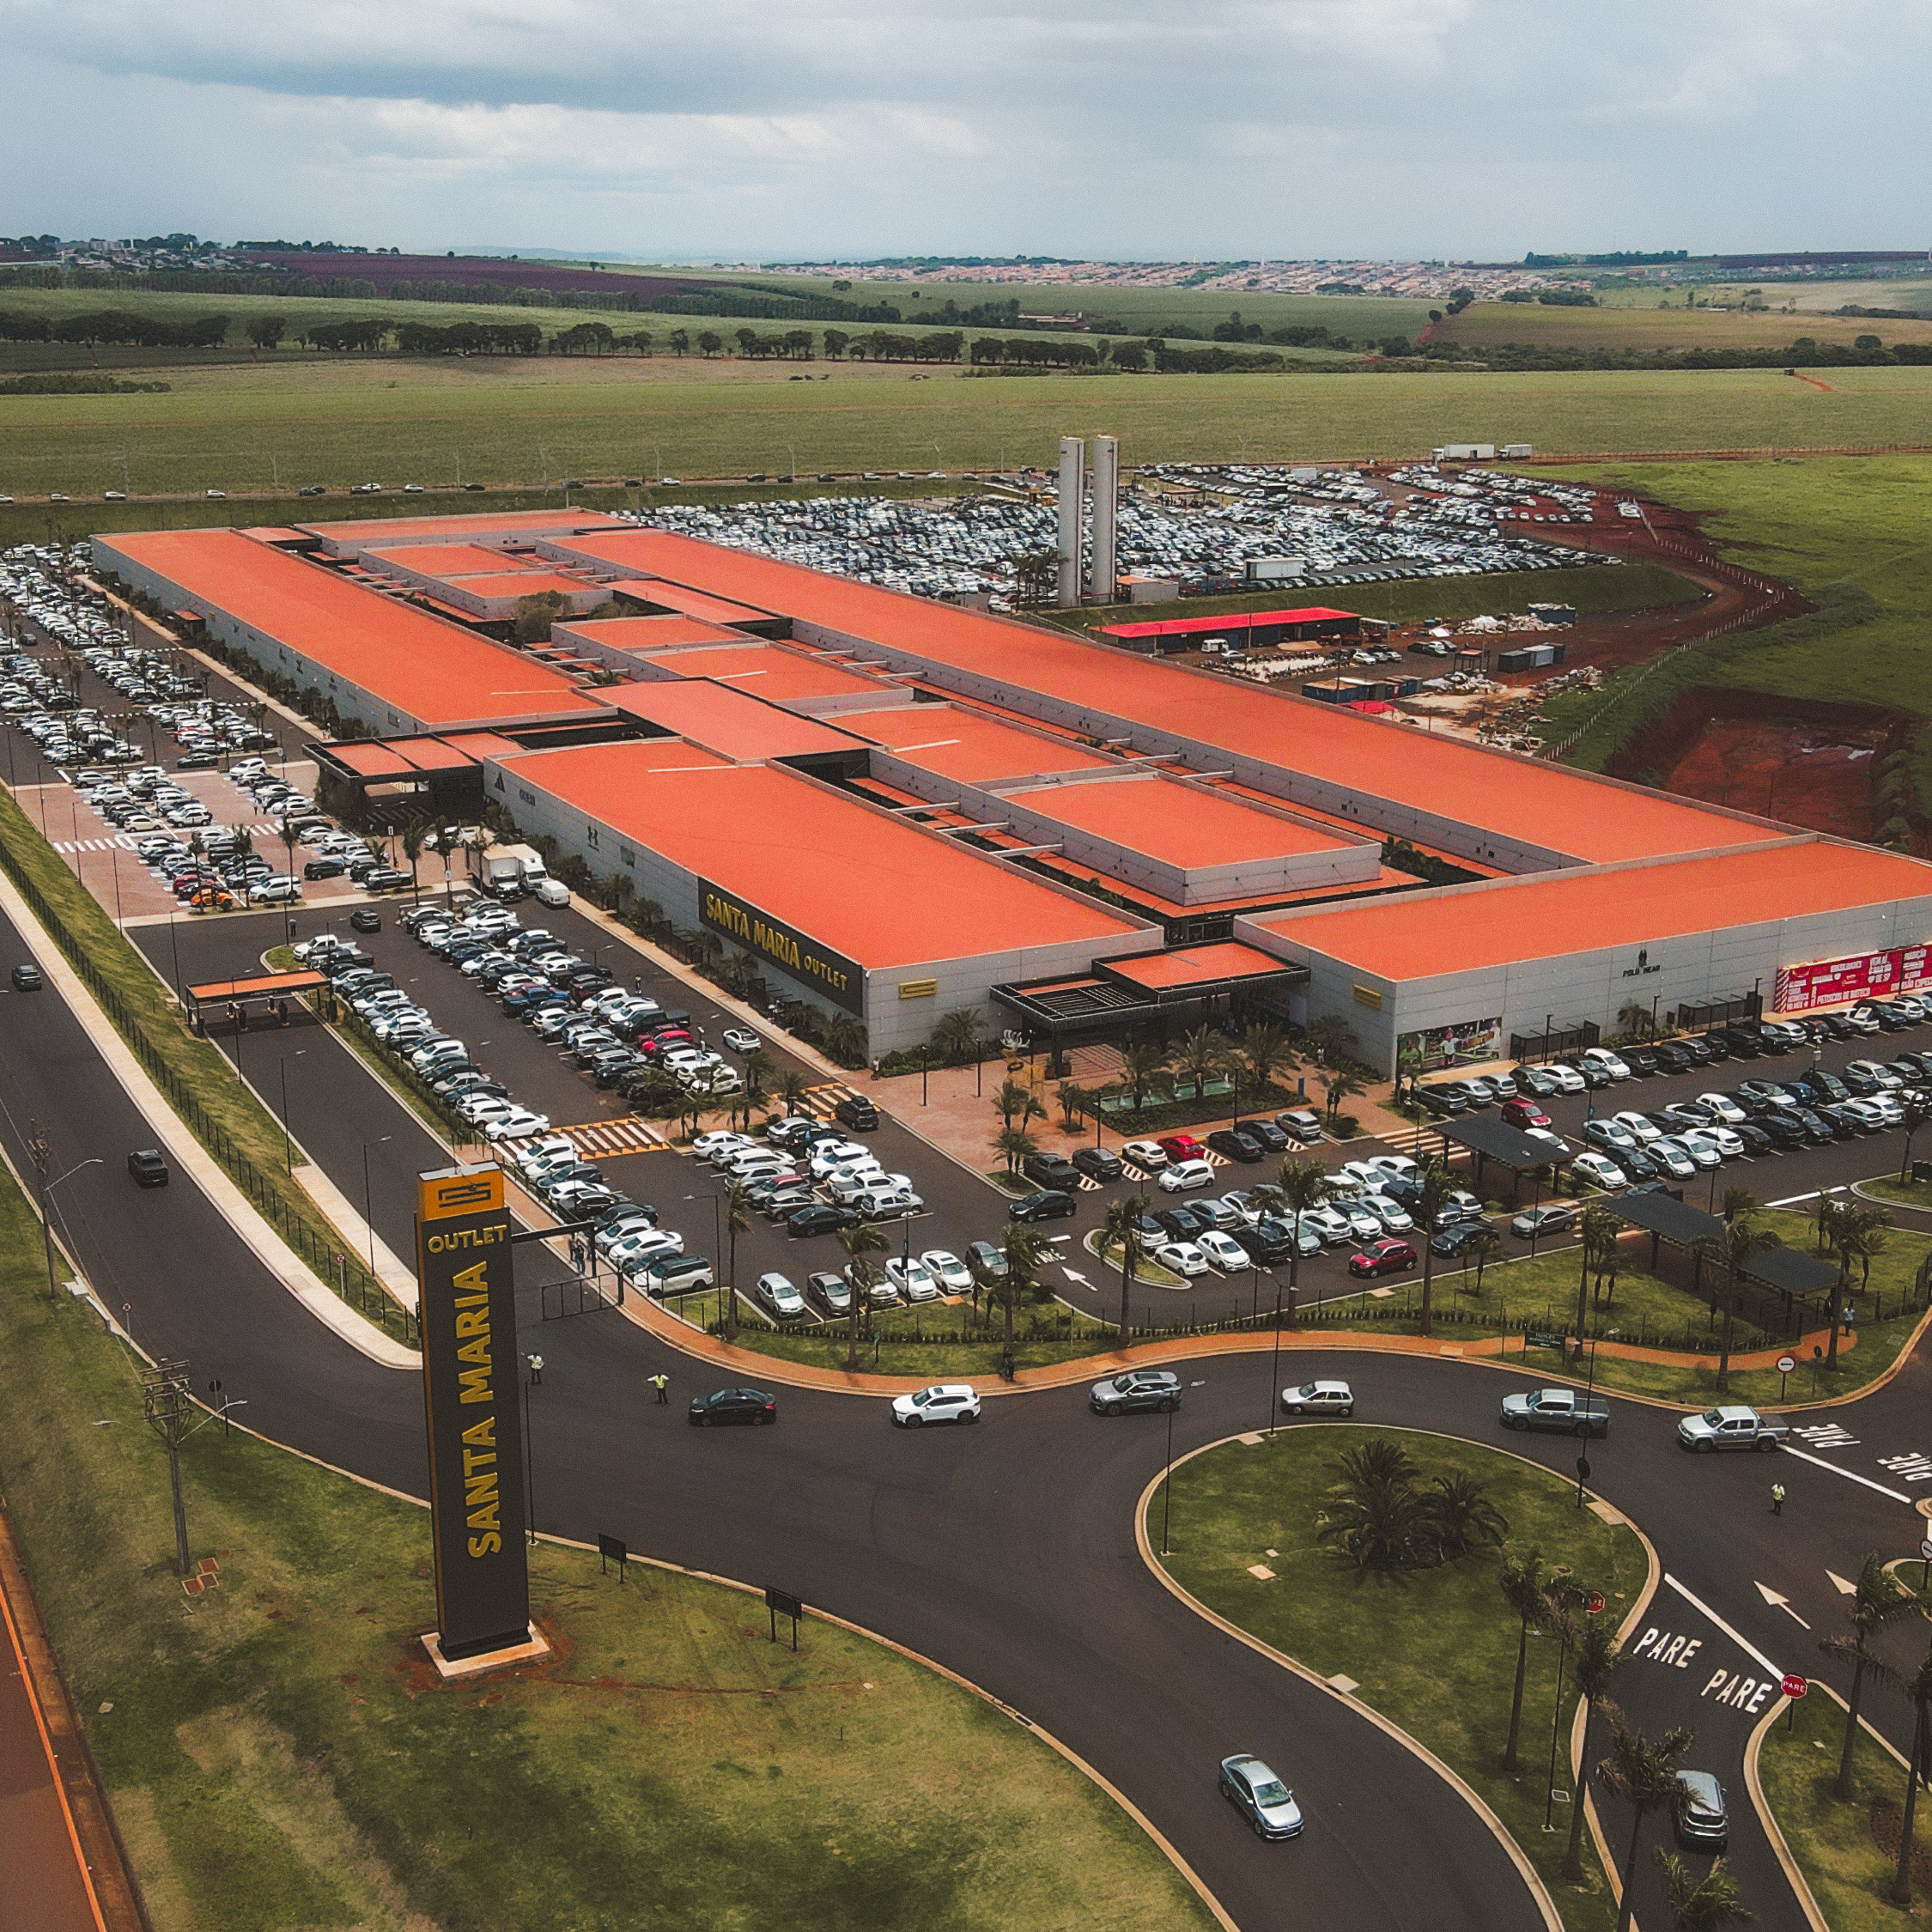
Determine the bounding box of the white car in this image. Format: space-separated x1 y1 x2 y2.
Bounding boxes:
513 1135 577 1173
1361 1194 1414 1233
1196 1230 1250 1272
1662 1133 1722 1170
885 1256 941 1301
1158 1157 1217 1194
721 1027 762 1054
1571 1151 1628 1191
1155 1241 1211 1278
890 1383 981 1427
695 1130 755 1159
1839 1097 1890 1131
810 1140 872 1177
1682 1125 1744 1161
1695 1091 1747 1124
1300 1204 1357 1246
1613 1110 1662 1145
1340 1155 1415 1188
1331 1199 1383 1242
1541 1063 1587 1094
1280 1378 1355 1417
920 1249 973 1293
606 1228 685 1267
1121 1139 1169 1170
482 1107 550 1141
755 1272 806 1319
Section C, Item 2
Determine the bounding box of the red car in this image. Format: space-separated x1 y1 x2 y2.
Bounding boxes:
1500 1097 1552 1131
1157 1133 1206 1163
1347 1239 1419 1279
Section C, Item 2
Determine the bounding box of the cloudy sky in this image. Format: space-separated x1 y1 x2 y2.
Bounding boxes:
6 0 1925 260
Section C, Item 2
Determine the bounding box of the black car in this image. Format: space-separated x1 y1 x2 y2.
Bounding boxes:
1732 1122 1775 1155
1234 1224 1295 1266
1693 1033 1730 1061
687 1387 778 1427
1072 1145 1123 1182
1010 1189 1077 1223
303 856 348 879
1649 1042 1692 1074
1673 1771 1728 1852
1242 1119 1290 1152
127 1148 169 1188
173 750 219 769
1757 1111 1807 1148
833 1095 879 1131
1719 1029 1760 1059
1418 1086 1468 1118
1206 1127 1264 1164
1154 1206 1212 1241
349 907 382 933
787 1204 857 1238
1815 1012 1858 1041
1023 1151 1081 1191
1429 1220 1492 1258
361 866 413 893
10 963 43 991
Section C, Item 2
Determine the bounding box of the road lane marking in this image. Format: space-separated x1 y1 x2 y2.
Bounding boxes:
1662 1572 1783 1680
1777 1443 1914 1502
1754 1582 1810 1628
1826 1571 1856 1595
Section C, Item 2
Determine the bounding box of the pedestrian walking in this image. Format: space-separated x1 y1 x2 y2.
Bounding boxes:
649 1371 669 1404
1771 1481 1786 1516
526 1352 544 1387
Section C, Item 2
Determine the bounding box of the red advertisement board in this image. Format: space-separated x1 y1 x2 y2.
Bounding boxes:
1774 944 1932 1012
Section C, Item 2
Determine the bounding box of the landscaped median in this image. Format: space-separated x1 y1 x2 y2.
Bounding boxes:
1145 1425 1649 1932
0 1165 1218 1932
0 785 410 1336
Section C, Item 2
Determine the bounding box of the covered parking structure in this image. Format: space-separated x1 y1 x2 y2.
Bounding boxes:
185 969 328 1033
1423 1115 1577 1204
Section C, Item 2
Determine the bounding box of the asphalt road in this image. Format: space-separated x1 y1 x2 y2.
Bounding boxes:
10 911 1932 1927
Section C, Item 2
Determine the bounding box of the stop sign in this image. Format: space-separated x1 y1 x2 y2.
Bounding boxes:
1781 1674 1808 1700
1584 1591 1607 1614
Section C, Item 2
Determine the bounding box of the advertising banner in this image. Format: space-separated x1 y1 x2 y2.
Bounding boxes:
1773 944 1932 1012
1401 1016 1504 1072
416 1163 528 1660
699 878 864 1014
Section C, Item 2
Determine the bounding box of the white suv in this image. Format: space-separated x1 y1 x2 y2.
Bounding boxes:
890 1383 981 1428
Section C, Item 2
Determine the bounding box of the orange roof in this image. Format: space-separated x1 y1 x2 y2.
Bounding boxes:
546 531 1764 866
559 615 752 651
366 544 534 576
854 708 1118 783
606 578 776 627
639 645 891 702
1103 942 1297 992
445 570 594 600
96 529 605 731
1003 775 1355 867
492 747 1146 968
600 681 865 761
306 510 625 556
1247 841 1932 981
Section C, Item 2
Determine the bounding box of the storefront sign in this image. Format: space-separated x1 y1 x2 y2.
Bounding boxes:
416 1164 528 1660
699 880 863 1014
1774 945 1932 1012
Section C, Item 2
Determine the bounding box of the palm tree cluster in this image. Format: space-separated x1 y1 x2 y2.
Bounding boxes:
1315 1439 1509 1571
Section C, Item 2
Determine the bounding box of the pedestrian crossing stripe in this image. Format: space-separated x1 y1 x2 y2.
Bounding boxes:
1203 1150 1230 1168
556 1117 671 1156
797 1081 858 1119
1077 1176 1104 1191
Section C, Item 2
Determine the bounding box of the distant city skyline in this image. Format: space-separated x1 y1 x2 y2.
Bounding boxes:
6 0 1926 261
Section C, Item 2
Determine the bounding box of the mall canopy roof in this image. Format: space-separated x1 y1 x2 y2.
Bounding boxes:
1096 941 1306 1004
185 969 326 1018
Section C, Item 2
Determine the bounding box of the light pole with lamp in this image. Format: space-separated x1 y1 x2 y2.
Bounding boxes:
35 1152 103 1300
278 1050 306 1174
361 1135 392 1274
1266 1278 1285 1433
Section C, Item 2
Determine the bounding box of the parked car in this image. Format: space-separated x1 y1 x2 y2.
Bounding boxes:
1347 1238 1418 1279
1010 1188 1077 1223
1120 1139 1168 1170
1023 1151 1081 1191
1206 1128 1265 1164
753 1273 808 1320
1158 1158 1218 1194
1072 1146 1123 1182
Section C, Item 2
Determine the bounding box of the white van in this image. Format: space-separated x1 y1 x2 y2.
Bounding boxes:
534 878 571 908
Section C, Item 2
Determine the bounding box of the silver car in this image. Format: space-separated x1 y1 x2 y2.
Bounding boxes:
1218 1754 1304 1839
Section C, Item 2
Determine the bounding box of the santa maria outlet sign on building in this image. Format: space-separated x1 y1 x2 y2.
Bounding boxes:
1774 944 1932 1012
699 878 864 1015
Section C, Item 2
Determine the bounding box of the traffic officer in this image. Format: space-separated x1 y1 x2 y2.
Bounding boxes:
1771 1481 1786 1516
648 1371 670 1405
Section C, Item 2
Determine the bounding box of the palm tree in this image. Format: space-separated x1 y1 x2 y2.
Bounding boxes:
1394 1039 1425 1107
601 871 636 921
933 1006 982 1066
1303 1012 1357 1070
1821 1552 1923 1801
720 1182 751 1340
1719 1186 1755 1226
1577 1204 1619 1337
993 1125 1040 1176
741 1048 773 1099
680 926 722 971
1272 1157 1334 1325
1413 1160 1455 1338
1320 1066 1366 1127
1597 1710 1698 1932
993 1077 1042 1131
1902 1091 1932 1184
398 811 432 904
1461 1226 1503 1296
1888 1634 1932 1905
822 1012 866 1067
1694 1218 1781 1394
1653 1851 1755 1931
1116 1041 1168 1112
722 948 761 998
277 813 301 889
1618 998 1656 1042
1055 1081 1087 1131
1170 1024 1228 1103
994 1222 1051 1367
1101 1196 1147 1341
775 1068 811 1118
1238 1021 1296 1111
1563 1619 1626 1881
838 1220 886 1371
1425 1472 1510 1560
1498 1547 1549 1772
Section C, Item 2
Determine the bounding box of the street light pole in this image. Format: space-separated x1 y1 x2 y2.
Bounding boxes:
1267 1281 1284 1433
278 1051 304 1174
361 1135 391 1273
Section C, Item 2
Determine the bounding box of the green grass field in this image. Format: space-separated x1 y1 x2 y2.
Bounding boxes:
1154 1425 1644 1932
1757 1683 1931 1929
1536 453 1932 764
1437 300 1932 354
0 1167 1212 1932
7 360 1932 503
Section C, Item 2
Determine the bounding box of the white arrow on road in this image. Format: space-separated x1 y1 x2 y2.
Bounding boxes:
1060 1267 1091 1287
1755 1582 1812 1629
1826 1570 1857 1595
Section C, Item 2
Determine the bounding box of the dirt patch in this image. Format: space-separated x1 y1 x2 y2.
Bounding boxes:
1603 684 1922 844
1870 1793 1932 1892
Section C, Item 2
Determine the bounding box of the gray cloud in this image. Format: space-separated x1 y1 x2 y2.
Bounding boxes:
3 0 1925 257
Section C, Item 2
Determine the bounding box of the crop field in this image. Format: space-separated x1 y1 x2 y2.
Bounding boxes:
1536 453 1932 775
1434 299 1932 354
6 360 1932 502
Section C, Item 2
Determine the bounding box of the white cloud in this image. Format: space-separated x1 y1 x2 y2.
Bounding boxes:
0 0 1923 256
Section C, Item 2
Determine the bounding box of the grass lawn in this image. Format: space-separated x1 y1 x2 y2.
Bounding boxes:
1536 454 1932 766
9 362 1932 502
1154 1425 1646 1932
1437 300 1932 355
1757 1683 1932 1927
0 1170 1212 1932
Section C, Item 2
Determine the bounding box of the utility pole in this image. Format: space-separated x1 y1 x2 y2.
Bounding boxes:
27 1127 56 1302
142 1360 197 1577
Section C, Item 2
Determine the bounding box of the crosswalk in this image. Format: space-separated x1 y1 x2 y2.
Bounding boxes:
795 1080 861 1121
53 819 285 856
556 1117 672 1157
1379 1123 1473 1163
